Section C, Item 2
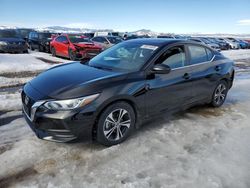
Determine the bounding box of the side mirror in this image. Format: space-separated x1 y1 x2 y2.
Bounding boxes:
151 64 171 74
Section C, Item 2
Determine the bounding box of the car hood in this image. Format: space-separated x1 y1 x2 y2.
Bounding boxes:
0 38 25 42
29 62 126 99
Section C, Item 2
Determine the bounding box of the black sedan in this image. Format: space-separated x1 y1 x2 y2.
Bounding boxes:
0 29 28 53
21 39 235 146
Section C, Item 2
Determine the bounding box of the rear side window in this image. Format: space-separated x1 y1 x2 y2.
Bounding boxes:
188 45 211 65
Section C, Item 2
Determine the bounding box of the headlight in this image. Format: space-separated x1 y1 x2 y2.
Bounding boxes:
0 41 8 45
43 93 99 110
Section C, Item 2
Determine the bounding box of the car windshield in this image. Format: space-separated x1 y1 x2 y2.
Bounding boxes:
107 37 122 44
0 30 19 38
69 36 90 43
18 29 32 37
38 33 53 39
88 42 159 71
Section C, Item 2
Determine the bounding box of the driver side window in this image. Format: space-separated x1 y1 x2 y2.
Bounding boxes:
156 45 186 69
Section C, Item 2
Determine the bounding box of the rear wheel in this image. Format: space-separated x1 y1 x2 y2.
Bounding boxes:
69 49 76 61
211 80 228 107
96 102 135 146
51 47 56 57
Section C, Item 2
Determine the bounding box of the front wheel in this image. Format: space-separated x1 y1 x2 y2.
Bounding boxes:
51 47 56 57
211 80 228 107
96 102 135 146
38 45 44 52
69 49 77 61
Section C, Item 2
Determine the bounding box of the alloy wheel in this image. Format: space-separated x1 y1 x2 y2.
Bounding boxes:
103 108 131 141
214 83 227 105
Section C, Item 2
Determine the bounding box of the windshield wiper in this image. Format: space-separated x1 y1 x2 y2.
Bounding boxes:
91 65 113 71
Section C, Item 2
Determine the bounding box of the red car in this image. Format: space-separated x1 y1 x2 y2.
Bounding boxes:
50 34 102 60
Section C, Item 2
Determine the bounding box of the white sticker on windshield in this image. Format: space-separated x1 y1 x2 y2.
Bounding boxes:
140 45 158 51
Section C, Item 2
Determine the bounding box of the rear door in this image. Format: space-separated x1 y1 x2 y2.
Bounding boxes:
146 44 194 116
186 44 218 102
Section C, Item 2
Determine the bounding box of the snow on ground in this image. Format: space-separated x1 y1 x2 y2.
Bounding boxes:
222 49 250 61
0 92 22 111
0 50 250 188
0 50 71 74
0 77 33 88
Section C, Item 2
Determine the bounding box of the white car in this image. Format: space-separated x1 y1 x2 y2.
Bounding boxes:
224 38 239 49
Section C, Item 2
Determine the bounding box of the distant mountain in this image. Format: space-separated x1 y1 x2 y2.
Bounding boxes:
1 25 250 38
36 26 114 34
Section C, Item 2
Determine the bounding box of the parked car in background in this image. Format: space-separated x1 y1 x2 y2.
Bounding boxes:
189 37 220 50
157 35 188 40
207 37 230 50
224 38 240 49
22 39 235 145
0 29 28 53
227 38 248 49
238 39 250 49
83 32 95 38
91 36 123 50
157 35 175 39
16 28 34 42
244 39 250 48
28 31 56 52
124 34 150 40
223 38 239 49
50 34 102 60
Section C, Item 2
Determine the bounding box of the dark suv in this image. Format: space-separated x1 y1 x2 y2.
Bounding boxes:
22 39 234 146
28 31 56 52
16 28 34 41
0 29 28 53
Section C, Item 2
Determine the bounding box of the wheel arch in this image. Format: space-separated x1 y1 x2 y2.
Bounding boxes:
92 96 140 136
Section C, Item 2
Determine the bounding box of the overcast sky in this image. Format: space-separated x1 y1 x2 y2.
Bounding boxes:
0 0 250 33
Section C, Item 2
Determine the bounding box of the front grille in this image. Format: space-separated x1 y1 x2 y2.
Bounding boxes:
86 49 100 53
21 91 35 118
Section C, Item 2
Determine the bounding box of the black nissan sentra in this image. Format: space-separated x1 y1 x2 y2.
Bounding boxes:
22 39 234 146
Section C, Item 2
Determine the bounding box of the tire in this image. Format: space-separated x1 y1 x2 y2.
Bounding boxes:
51 47 56 57
69 49 76 61
96 102 136 146
211 80 228 107
38 45 44 52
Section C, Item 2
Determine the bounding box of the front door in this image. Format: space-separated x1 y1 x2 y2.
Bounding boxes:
146 45 194 116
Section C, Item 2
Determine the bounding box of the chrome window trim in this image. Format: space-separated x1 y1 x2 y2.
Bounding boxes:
171 54 216 71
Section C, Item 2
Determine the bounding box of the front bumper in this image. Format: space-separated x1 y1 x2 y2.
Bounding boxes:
0 44 28 53
76 49 101 59
22 91 96 142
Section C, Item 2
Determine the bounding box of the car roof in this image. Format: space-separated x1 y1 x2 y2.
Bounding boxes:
123 38 188 46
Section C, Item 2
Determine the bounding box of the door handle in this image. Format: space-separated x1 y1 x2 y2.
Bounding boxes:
183 73 190 80
215 66 221 71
